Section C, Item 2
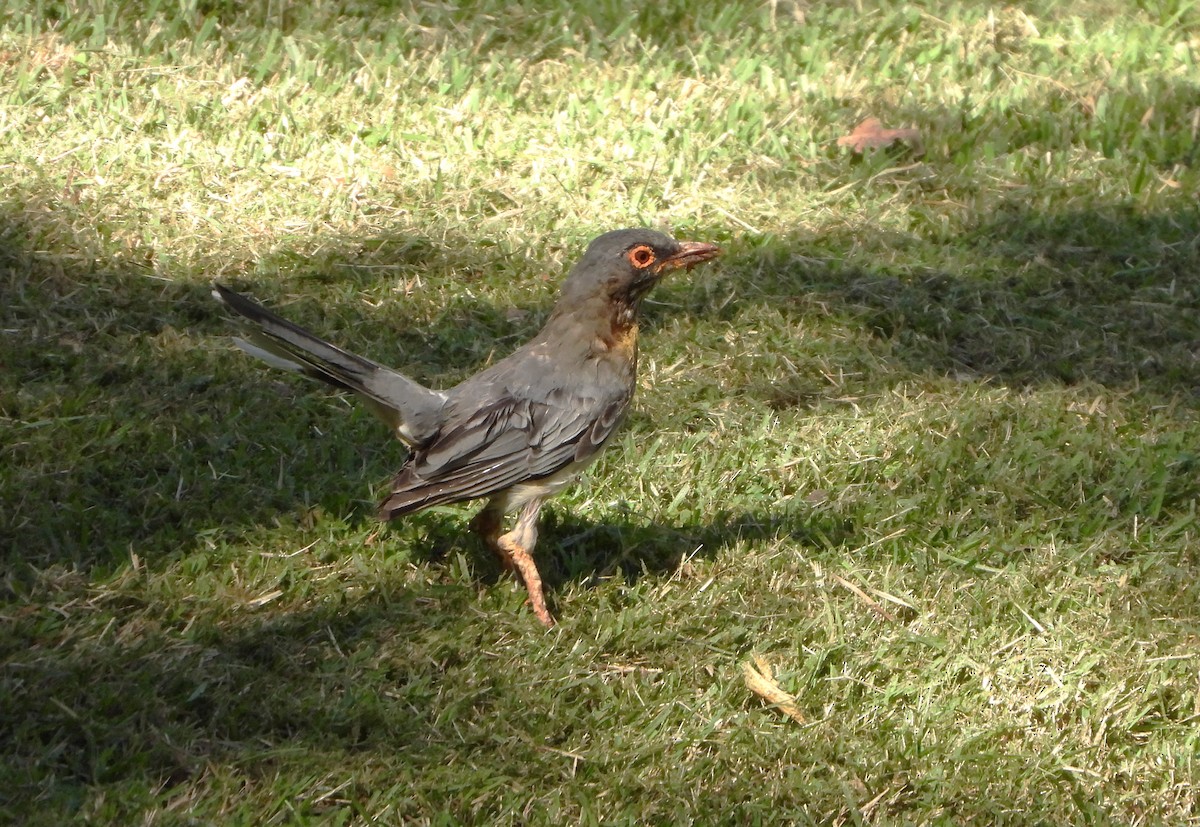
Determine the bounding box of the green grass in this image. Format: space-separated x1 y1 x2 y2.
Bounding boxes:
3 0 1200 822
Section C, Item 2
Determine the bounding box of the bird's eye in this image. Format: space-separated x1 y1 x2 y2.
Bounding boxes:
628 246 655 268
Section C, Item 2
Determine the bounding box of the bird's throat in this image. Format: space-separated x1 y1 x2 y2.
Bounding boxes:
588 300 639 359
600 321 638 359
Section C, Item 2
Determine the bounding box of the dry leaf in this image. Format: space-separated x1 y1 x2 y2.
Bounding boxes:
837 117 921 153
742 655 806 723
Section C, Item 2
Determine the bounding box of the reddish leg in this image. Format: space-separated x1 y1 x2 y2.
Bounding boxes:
470 498 553 627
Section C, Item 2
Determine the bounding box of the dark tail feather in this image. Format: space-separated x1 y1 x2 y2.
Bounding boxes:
212 284 445 445
213 284 383 389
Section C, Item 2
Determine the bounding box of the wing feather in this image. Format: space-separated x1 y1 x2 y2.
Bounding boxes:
378 389 628 518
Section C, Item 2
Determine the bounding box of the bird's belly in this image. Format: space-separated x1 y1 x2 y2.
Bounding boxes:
495 446 607 514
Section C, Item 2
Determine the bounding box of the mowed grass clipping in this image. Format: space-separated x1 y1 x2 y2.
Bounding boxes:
2 0 1200 823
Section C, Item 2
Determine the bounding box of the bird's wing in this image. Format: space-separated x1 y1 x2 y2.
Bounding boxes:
213 284 446 445
378 388 628 518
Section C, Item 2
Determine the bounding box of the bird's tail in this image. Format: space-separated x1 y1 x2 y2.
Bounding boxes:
212 284 445 445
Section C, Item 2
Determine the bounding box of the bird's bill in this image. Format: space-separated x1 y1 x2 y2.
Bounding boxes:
657 240 722 273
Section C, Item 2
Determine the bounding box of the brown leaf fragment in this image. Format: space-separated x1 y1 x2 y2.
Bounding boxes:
831 572 900 622
837 117 921 153
742 655 806 723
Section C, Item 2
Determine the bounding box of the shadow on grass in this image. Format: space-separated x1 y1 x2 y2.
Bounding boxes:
3 199 1199 571
406 503 852 590
3 198 1200 815
699 201 1200 403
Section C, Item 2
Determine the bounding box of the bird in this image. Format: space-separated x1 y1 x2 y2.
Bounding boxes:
213 228 721 626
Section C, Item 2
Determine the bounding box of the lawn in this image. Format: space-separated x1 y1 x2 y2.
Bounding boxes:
2 0 1199 823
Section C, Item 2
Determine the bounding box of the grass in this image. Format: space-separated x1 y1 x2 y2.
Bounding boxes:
2 0 1200 822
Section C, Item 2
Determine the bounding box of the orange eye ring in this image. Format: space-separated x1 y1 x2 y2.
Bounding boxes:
628 246 655 269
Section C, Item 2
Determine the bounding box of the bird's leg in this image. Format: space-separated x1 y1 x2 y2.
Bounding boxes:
469 501 513 570
471 499 552 626
498 499 552 627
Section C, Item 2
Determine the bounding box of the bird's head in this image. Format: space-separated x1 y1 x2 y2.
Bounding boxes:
558 228 722 310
